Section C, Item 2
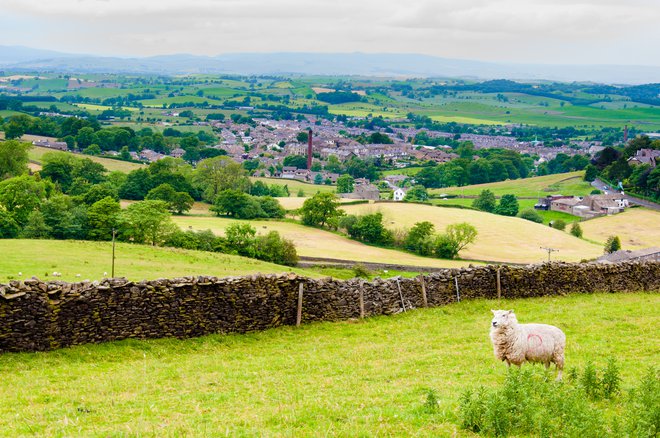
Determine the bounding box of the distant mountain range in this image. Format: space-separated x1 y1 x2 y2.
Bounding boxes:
1 45 659 85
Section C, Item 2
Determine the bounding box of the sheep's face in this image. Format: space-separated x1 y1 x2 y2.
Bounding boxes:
490 309 516 329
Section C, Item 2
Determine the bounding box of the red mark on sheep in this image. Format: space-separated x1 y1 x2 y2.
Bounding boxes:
527 333 543 350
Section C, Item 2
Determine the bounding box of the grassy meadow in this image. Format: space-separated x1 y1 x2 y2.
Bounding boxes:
0 240 315 283
251 177 337 196
0 292 656 436
341 202 603 263
430 171 593 198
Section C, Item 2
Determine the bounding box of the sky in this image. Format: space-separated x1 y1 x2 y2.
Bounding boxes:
2 0 659 66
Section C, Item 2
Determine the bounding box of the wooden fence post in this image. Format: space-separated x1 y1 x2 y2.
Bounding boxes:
454 276 460 302
496 267 502 301
396 278 407 312
419 275 428 307
359 281 365 319
296 282 304 326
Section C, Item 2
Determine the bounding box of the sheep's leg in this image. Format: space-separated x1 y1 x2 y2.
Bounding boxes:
554 354 565 381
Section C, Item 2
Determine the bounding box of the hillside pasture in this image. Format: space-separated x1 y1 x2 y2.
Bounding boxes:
172 215 475 269
341 203 602 263
580 208 660 249
251 177 336 196
431 171 592 198
0 240 313 283
27 146 145 173
0 292 656 436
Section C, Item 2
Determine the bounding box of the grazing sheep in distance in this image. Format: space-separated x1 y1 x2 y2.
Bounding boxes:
489 309 566 380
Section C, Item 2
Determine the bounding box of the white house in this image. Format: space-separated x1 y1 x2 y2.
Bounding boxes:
393 187 407 201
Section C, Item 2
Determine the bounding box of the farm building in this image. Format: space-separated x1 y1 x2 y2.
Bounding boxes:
393 187 407 201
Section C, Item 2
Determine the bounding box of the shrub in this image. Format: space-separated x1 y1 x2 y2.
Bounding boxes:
625 367 659 437
352 263 371 279
570 222 583 238
552 219 567 230
519 208 543 223
604 235 622 253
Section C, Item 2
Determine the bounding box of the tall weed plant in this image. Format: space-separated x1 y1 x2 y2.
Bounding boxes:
458 361 658 437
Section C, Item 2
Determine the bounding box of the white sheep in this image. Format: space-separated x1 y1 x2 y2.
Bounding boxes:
489 309 566 380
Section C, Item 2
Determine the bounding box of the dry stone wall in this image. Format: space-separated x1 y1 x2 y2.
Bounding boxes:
1 261 659 353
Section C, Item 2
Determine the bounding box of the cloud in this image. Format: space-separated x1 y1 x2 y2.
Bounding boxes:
1 0 658 65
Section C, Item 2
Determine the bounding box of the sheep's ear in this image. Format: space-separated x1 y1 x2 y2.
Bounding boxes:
507 309 514 315
491 309 497 314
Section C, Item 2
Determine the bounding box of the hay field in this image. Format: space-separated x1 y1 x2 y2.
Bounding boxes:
580 208 660 249
341 203 603 263
172 216 474 269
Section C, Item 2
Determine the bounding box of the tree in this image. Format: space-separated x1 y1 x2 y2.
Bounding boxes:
0 175 49 226
472 190 497 212
570 222 583 238
300 192 342 228
604 235 621 253
336 174 354 193
495 194 519 216
445 222 478 254
211 189 251 217
40 153 76 191
83 144 102 156
254 231 298 266
0 140 30 179
259 196 285 218
194 156 251 202
296 131 309 143
405 221 435 255
119 168 152 200
87 196 121 240
3 115 32 140
283 155 308 169
314 173 324 185
0 209 20 238
118 200 176 246
146 183 193 214
324 155 342 173
21 210 52 239
225 223 257 258
519 208 543 223
403 185 428 202
348 212 393 245
76 127 97 148
584 164 599 182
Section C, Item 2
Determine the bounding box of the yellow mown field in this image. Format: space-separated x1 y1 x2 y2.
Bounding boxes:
580 208 660 249
340 203 603 264
172 215 475 269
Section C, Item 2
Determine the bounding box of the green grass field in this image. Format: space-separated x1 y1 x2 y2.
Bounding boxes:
0 240 314 283
431 172 593 198
27 146 145 173
251 177 337 196
431 198 580 225
0 292 656 436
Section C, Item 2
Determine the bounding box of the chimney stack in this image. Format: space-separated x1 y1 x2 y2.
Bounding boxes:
307 128 313 170
624 125 628 143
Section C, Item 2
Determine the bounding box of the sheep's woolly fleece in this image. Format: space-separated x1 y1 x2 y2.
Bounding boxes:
489 309 566 379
